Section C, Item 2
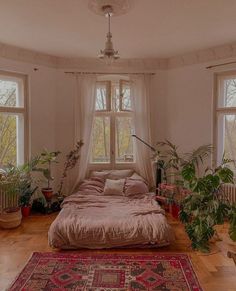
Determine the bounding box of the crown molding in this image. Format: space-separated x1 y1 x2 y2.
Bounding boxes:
56 56 168 72
1 41 236 71
167 42 236 69
0 42 167 71
0 42 58 68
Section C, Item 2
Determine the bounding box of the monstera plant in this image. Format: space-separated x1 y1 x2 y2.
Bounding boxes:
155 141 236 252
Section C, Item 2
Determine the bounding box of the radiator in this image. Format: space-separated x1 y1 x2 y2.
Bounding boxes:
221 184 236 204
0 184 19 213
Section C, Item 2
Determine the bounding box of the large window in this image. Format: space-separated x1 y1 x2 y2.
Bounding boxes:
0 71 28 168
215 72 236 172
90 78 135 167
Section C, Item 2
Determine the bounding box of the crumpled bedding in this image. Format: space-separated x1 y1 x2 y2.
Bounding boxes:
48 190 175 249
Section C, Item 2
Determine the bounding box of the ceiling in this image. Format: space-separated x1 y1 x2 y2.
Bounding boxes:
0 0 236 59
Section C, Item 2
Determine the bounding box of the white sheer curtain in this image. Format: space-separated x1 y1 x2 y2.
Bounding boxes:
130 74 155 186
72 74 97 192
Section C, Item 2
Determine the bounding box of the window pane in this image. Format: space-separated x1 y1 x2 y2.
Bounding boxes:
121 81 132 111
91 116 110 163
95 83 108 111
116 117 134 163
217 114 236 170
114 85 120 112
218 78 236 108
0 78 24 107
0 113 24 167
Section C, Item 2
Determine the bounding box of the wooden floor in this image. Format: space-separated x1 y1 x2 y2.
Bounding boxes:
0 213 236 291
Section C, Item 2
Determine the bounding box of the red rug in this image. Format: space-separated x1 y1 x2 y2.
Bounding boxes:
9 252 202 291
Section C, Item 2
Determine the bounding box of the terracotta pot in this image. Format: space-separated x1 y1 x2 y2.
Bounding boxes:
21 206 31 217
0 207 22 229
42 188 53 201
172 204 180 219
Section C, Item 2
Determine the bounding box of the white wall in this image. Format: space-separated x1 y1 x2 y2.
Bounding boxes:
54 71 77 190
150 70 168 144
165 64 213 151
150 63 221 153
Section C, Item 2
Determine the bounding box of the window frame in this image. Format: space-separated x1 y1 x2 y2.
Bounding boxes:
213 70 236 168
90 79 136 170
0 70 29 166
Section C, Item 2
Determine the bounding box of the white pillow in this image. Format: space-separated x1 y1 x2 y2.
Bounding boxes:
107 169 134 180
104 179 125 195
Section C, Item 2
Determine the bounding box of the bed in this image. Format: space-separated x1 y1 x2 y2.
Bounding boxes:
48 171 174 249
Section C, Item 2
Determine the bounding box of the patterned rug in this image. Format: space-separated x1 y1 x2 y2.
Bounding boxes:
9 252 202 291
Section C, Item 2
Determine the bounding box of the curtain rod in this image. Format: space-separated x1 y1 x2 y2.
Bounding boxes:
64 71 156 75
206 61 236 69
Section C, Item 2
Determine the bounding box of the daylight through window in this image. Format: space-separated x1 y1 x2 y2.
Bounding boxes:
0 72 27 168
215 72 236 173
91 79 135 166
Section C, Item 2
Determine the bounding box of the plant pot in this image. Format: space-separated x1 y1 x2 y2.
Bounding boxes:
0 207 22 229
21 206 31 217
42 188 53 201
172 204 180 219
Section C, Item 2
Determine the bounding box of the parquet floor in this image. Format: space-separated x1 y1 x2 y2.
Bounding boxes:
0 213 235 291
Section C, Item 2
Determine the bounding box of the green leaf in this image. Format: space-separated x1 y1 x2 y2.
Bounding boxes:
43 169 54 181
181 163 195 182
217 167 234 184
229 223 236 241
179 209 189 223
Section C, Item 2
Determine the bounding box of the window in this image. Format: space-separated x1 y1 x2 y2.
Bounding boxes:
91 78 135 167
0 71 28 168
215 72 236 171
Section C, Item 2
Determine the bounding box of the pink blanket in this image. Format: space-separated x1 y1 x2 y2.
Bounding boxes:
48 188 174 249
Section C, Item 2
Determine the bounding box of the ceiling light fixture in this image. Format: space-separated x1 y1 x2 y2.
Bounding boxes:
98 5 120 63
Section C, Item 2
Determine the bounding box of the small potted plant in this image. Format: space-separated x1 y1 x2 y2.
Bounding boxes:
34 150 61 201
0 168 22 229
19 178 38 217
0 164 27 228
0 158 40 224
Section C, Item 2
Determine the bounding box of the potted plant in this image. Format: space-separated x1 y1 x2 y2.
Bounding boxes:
0 164 26 228
154 140 236 252
34 150 60 201
57 140 83 197
19 178 38 217
0 168 22 229
179 159 236 252
0 158 40 225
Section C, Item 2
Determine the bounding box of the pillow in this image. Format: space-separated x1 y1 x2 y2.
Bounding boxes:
124 178 149 196
78 177 105 193
129 172 146 182
90 170 110 179
107 169 134 180
104 179 125 195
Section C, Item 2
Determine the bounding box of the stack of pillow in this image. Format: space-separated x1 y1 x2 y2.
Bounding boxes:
89 169 149 196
